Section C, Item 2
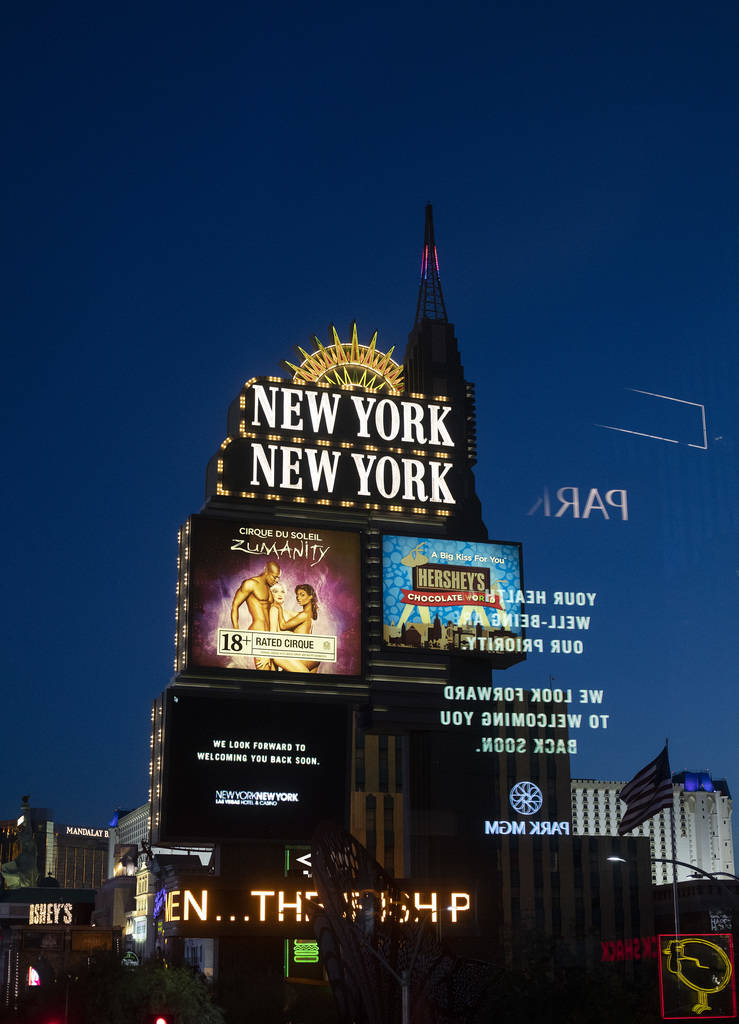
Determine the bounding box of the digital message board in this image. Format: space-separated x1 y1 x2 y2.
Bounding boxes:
382 535 524 659
181 516 362 678
159 878 473 938
159 690 348 843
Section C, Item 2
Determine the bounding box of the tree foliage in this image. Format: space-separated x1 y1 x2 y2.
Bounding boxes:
470 962 660 1024
2 955 225 1024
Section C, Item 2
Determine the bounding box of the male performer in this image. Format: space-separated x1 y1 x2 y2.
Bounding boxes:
230 560 281 669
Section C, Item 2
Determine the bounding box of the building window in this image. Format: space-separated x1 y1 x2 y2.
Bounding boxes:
379 735 389 793
365 795 376 858
394 736 403 791
383 796 395 875
355 722 365 791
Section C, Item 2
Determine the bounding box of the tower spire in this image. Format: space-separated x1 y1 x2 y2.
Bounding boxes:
414 202 448 326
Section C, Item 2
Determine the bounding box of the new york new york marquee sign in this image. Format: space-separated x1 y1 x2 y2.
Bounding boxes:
206 378 468 515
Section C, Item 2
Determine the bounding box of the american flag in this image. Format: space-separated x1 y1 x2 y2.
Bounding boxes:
618 745 674 835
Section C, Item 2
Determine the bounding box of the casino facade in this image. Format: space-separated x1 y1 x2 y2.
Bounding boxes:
147 205 656 994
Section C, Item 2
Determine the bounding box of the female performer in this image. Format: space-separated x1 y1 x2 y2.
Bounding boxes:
270 584 321 673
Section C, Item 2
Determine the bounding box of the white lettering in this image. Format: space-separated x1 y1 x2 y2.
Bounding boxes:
376 456 402 498
350 395 377 438
350 453 376 495
582 488 609 519
555 486 580 518
428 405 454 446
305 390 341 433
429 461 454 503
606 489 628 520
375 399 401 441
304 448 340 492
402 459 428 501
281 388 304 430
401 401 427 444
251 443 276 487
251 384 278 428
279 446 303 489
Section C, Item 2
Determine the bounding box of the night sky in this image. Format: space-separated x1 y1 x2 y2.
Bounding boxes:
2 3 738 844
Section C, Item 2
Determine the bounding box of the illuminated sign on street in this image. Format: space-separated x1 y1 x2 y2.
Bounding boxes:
63 826 109 838
153 887 167 920
601 936 659 962
483 783 572 837
509 781 542 814
158 691 348 843
285 937 324 983
179 516 361 679
161 883 472 935
291 938 319 963
484 819 571 836
207 379 467 513
659 934 736 1019
28 903 73 925
382 535 524 663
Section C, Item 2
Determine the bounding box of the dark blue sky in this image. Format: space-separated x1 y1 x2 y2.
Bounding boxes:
2 2 737 838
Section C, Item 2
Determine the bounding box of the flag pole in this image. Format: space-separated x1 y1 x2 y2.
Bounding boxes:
667 737 680 936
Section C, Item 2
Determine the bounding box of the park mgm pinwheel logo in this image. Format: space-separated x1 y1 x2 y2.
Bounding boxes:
509 782 543 816
659 934 736 1019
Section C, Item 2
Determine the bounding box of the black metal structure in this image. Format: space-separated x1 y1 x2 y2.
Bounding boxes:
414 204 448 326
311 821 495 1024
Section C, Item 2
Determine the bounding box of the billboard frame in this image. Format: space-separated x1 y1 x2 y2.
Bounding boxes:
154 687 350 846
380 531 526 669
175 513 367 691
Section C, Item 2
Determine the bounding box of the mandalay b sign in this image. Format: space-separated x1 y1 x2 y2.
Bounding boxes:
206 379 467 514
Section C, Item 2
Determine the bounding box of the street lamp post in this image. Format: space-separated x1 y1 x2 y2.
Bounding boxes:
607 855 739 933
650 860 739 886
608 856 739 893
